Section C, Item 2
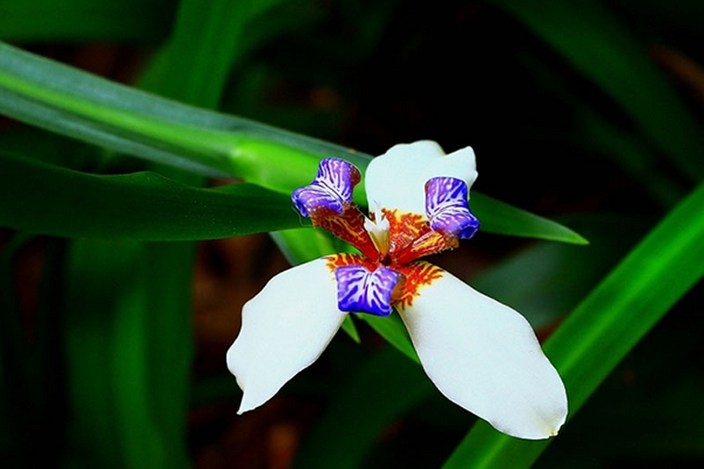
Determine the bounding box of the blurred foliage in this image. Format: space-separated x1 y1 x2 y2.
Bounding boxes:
1 0 703 468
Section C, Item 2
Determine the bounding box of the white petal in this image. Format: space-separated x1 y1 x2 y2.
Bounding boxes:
365 141 478 216
226 258 347 413
397 269 567 439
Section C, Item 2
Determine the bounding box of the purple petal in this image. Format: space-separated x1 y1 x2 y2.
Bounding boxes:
425 177 479 239
334 265 400 316
292 159 360 217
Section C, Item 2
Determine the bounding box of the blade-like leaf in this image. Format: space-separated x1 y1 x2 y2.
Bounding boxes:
0 152 301 240
472 193 587 245
145 0 287 104
444 181 704 468
0 41 368 181
65 240 166 467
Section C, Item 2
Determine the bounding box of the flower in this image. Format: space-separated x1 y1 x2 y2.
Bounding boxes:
226 141 568 440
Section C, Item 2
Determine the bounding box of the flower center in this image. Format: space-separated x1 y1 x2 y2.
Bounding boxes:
363 208 391 258
292 158 479 315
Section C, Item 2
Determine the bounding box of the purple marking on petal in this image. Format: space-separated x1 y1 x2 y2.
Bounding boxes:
425 177 479 239
292 158 360 218
334 265 400 316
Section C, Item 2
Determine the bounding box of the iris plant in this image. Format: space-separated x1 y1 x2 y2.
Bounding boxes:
227 141 567 439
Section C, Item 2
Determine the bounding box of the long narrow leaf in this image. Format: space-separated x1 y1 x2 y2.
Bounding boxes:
65 240 166 467
472 193 587 244
0 153 301 240
0 41 368 181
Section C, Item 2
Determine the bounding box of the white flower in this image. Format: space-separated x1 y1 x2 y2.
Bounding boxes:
227 141 568 439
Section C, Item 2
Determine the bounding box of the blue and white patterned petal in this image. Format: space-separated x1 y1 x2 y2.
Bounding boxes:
425 177 479 239
292 158 360 217
334 265 400 316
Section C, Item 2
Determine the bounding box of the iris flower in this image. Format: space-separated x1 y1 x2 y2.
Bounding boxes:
227 141 567 439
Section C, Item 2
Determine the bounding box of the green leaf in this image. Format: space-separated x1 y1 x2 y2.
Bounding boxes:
0 41 368 182
141 242 194 468
143 0 288 104
0 152 300 240
64 240 166 467
444 181 704 468
472 193 588 244
63 240 194 468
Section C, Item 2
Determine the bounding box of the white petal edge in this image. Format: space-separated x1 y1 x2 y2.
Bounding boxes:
226 258 347 413
365 141 478 217
397 269 568 439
